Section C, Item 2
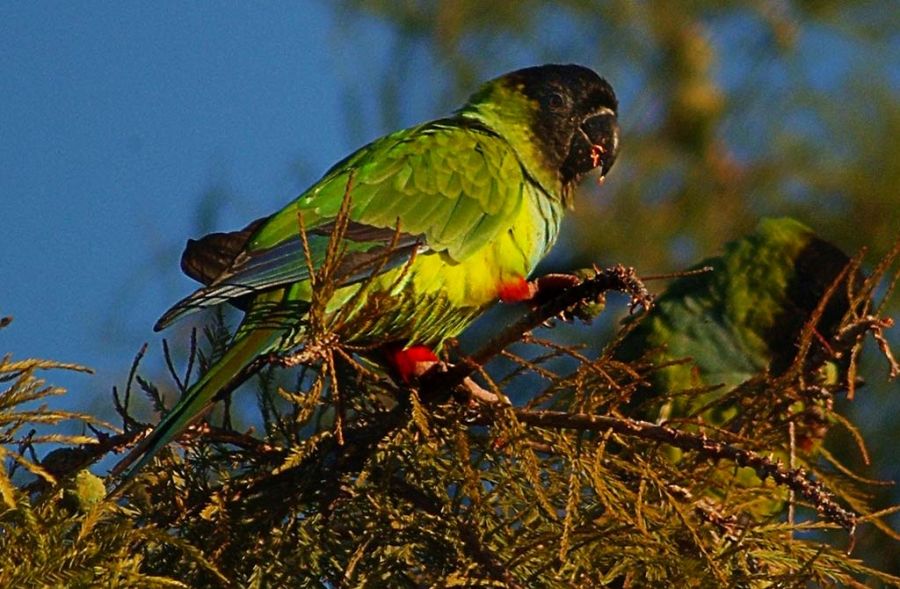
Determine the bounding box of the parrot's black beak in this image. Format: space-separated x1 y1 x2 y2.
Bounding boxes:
580 109 619 177
560 107 620 185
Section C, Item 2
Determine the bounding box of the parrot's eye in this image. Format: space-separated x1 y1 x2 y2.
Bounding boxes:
547 92 566 111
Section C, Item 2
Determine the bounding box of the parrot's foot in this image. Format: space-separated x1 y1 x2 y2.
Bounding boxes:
384 344 501 405
532 270 608 322
498 272 593 310
534 272 583 295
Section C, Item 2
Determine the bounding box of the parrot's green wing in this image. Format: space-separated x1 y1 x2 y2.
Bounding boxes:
617 217 855 417
155 118 526 331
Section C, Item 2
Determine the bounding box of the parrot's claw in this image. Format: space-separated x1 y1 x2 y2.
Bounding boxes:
393 351 500 407
459 376 501 405
534 270 608 322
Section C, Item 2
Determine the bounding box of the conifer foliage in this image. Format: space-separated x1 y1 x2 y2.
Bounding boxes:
1 227 898 587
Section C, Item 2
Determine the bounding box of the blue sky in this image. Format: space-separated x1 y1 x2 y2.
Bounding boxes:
1 4 400 401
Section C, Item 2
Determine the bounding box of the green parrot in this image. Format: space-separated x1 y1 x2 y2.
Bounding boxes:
616 217 855 426
612 218 859 519
112 64 620 484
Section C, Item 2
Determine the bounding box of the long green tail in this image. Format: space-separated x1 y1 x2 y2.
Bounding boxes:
110 327 284 491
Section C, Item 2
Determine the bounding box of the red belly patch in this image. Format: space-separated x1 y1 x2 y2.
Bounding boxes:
498 275 536 304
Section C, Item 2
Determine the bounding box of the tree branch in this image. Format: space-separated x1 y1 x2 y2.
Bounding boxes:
217 265 653 526
512 409 857 531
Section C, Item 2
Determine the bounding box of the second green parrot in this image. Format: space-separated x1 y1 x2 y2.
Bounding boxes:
616 217 855 425
113 64 620 483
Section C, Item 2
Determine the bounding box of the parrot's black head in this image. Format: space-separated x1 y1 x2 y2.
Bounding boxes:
504 64 620 187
